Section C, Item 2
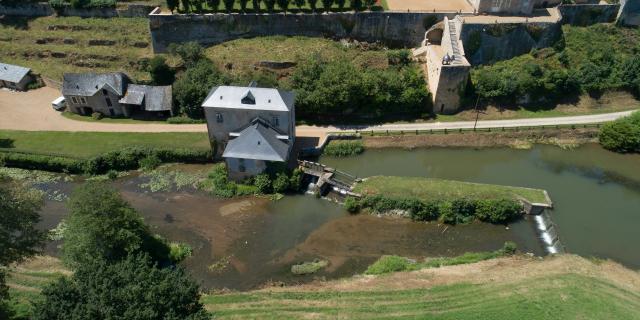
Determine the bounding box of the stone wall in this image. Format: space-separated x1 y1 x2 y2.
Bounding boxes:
459 21 562 65
149 11 457 53
0 2 154 18
618 0 640 26
558 3 620 26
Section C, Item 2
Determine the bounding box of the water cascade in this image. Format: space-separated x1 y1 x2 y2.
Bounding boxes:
533 210 564 254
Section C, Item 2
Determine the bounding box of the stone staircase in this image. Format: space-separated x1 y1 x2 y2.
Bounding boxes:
447 21 463 65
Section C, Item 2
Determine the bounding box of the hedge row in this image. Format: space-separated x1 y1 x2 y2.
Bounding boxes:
345 194 524 224
0 147 212 175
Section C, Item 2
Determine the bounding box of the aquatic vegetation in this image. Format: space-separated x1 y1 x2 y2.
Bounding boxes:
208 255 232 273
291 260 329 275
140 167 203 193
0 167 61 184
169 242 193 263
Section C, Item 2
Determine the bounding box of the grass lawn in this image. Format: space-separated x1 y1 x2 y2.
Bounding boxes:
204 273 640 319
61 112 168 124
355 176 549 204
0 16 151 81
0 130 210 158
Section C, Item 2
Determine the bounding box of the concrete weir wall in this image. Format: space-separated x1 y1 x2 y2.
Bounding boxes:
618 0 640 26
149 11 456 53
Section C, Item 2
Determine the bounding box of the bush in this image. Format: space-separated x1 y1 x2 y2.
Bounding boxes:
167 116 206 124
149 56 175 86
169 242 193 263
272 173 290 193
500 241 517 255
139 154 162 171
365 255 414 275
599 112 640 153
253 174 272 194
387 49 411 66
323 140 365 157
91 112 103 120
343 196 360 213
288 168 304 192
475 198 523 223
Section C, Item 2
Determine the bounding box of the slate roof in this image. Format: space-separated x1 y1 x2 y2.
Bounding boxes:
119 84 172 112
62 72 128 97
202 85 294 112
0 62 30 83
222 119 290 162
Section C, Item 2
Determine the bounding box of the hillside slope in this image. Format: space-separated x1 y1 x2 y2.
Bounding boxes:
204 255 640 319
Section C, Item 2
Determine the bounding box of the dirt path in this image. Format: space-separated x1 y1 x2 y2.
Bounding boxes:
386 0 472 12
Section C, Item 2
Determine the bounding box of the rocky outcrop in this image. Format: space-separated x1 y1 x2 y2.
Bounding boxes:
149 11 456 53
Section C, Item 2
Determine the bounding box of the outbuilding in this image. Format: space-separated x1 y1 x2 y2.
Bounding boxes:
0 62 33 91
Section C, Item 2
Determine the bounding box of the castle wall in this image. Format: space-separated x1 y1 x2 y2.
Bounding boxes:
0 2 154 18
618 0 640 26
559 3 620 26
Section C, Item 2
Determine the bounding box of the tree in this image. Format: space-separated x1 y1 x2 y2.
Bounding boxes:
174 59 231 118
168 42 204 68
181 0 191 12
34 254 209 320
167 0 179 12
149 56 175 86
252 0 261 12
223 0 234 12
239 0 249 11
306 0 318 11
192 0 204 12
364 0 374 10
264 0 275 11
62 182 170 268
0 183 46 319
293 0 304 10
276 0 289 12
335 0 345 10
351 0 362 11
621 54 640 94
207 0 220 12
599 112 640 153
70 0 89 9
321 0 332 12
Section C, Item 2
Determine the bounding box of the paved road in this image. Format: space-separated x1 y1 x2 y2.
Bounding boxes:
1 87 635 137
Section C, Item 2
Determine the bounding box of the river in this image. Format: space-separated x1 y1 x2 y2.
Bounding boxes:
33 143 640 290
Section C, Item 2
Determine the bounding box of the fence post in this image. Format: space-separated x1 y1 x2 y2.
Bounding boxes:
415 129 418 135
444 128 448 134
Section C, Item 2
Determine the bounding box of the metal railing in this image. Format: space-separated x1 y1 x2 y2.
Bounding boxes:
335 123 602 137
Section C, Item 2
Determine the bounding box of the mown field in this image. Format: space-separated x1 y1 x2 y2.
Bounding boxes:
7 255 640 319
0 16 152 81
355 176 549 204
0 130 210 158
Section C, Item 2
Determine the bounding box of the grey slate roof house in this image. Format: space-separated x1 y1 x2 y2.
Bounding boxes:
202 83 296 180
0 62 33 91
62 72 173 117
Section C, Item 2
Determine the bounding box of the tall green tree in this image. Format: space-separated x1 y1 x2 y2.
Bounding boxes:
264 0 276 11
174 59 231 118
293 0 304 10
239 0 249 11
276 0 289 12
307 0 318 11
321 0 332 11
252 0 261 12
364 0 374 10
168 42 204 68
181 0 191 12
351 0 362 11
335 0 345 10
207 0 221 12
192 0 204 12
167 0 178 12
61 182 170 268
0 183 47 319
223 0 235 12
34 254 209 320
149 56 175 86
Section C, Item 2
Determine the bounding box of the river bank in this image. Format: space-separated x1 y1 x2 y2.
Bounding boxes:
362 128 599 149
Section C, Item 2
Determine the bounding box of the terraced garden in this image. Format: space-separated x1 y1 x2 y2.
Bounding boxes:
0 16 151 81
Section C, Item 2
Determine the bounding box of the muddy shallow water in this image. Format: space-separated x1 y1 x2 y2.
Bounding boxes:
35 169 542 291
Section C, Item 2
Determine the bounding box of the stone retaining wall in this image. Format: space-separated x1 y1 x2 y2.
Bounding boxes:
0 2 154 18
558 3 620 26
618 0 640 26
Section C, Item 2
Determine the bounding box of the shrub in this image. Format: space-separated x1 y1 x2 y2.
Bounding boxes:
323 140 364 157
91 112 103 120
272 173 290 193
139 154 162 171
500 241 517 255
49 0 66 9
291 259 328 275
288 168 304 192
387 49 411 66
169 242 193 263
343 196 360 213
106 170 118 180
599 112 640 153
365 255 414 275
149 56 175 86
253 174 272 194
173 59 231 119
167 116 206 124
475 198 523 223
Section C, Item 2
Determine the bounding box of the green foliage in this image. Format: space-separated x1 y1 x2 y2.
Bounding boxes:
0 183 46 266
352 194 523 225
139 154 162 171
149 56 175 86
344 196 360 213
387 49 411 66
33 254 209 320
253 174 272 194
167 116 206 124
289 168 304 192
276 0 289 11
323 140 365 157
365 255 414 275
292 57 429 121
91 111 103 120
167 0 179 12
223 0 234 11
201 163 237 197
272 172 290 193
169 243 193 263
168 42 205 68
48 0 66 9
291 259 328 275
173 59 231 118
62 182 171 268
599 111 640 153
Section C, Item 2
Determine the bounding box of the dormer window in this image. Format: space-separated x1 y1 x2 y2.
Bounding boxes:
102 89 108 96
241 90 255 105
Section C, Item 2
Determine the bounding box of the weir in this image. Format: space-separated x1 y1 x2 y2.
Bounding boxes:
298 160 361 198
532 210 565 254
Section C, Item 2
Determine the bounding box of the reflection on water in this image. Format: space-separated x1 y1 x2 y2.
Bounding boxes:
34 143 639 290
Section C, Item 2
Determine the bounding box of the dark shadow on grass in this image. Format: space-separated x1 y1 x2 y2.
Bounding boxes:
0 138 15 149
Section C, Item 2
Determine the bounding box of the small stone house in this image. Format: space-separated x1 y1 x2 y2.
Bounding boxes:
0 62 33 91
62 72 172 117
201 83 296 181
